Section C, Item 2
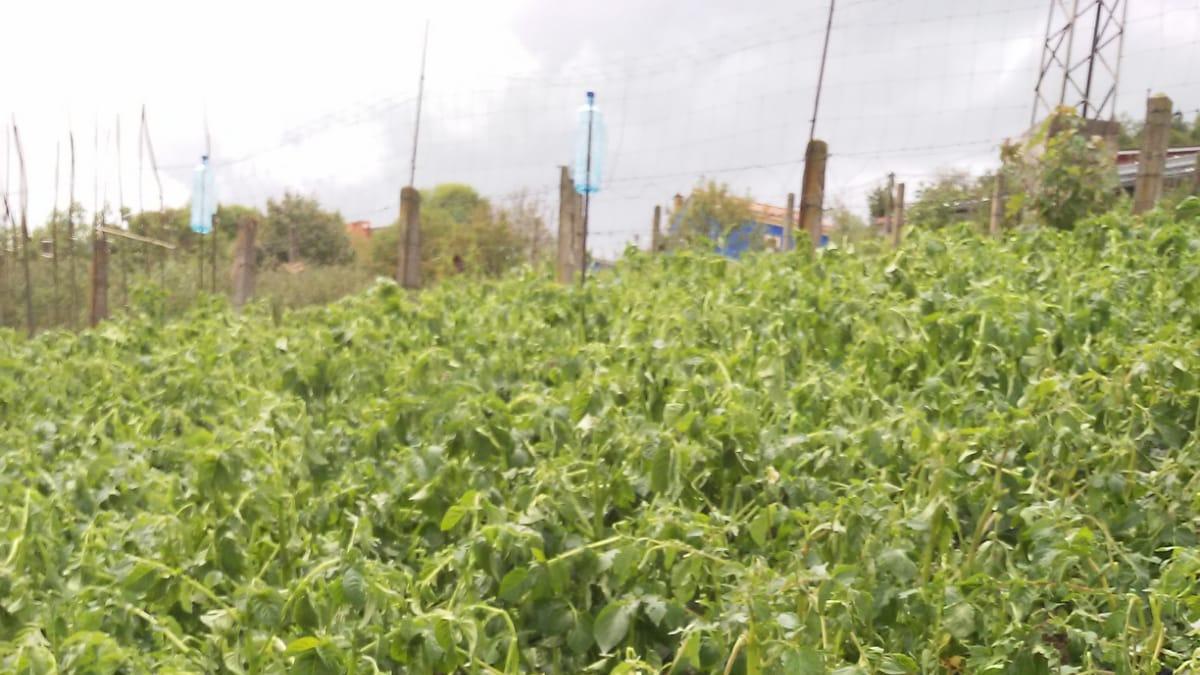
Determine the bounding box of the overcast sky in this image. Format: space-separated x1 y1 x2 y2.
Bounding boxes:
2 0 1197 257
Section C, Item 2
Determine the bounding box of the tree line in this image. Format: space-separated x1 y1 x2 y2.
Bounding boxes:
0 183 553 334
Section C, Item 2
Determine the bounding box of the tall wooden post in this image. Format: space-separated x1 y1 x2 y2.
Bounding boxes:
67 132 78 327
800 140 828 250
397 186 421 290
573 185 586 284
12 121 34 336
556 169 580 284
884 172 895 235
651 205 662 253
209 213 217 293
988 171 1005 238
231 217 257 310
89 231 109 326
196 232 204 295
891 183 906 248
1133 94 1172 214
783 192 796 251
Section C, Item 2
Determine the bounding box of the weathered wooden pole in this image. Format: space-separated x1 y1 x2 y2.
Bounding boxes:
650 205 662 253
988 171 1005 238
52 142 61 325
89 231 108 326
555 167 585 283
1133 94 1172 214
884 172 895 235
209 212 217 294
799 140 828 249
12 120 34 336
891 182 905 248
67 131 78 327
783 192 796 251
231 217 257 310
557 166 576 283
397 186 421 289
573 183 586 284
196 228 204 295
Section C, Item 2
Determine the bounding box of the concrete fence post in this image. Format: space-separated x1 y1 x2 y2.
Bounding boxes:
1133 94 1172 214
397 186 421 289
800 140 828 250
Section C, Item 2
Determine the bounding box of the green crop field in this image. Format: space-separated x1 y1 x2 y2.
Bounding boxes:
2 214 1200 673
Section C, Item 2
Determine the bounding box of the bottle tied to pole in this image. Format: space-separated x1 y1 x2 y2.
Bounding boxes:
573 91 606 195
190 155 215 234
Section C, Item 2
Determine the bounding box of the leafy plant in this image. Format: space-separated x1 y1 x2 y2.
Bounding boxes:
3 216 1200 673
1009 107 1119 230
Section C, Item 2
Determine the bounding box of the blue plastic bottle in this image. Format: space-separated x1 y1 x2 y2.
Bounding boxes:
190 156 215 234
573 92 606 194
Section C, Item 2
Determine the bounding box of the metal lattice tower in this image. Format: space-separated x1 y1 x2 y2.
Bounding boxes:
1030 0 1129 127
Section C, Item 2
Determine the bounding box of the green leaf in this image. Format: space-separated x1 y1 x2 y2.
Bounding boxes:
749 509 770 548
878 654 919 674
567 612 593 654
498 567 529 602
877 549 917 580
285 636 324 655
642 595 667 626
680 631 702 668
945 602 977 640
781 646 825 675
650 445 671 493
593 601 632 653
440 490 478 531
342 568 366 608
776 612 800 631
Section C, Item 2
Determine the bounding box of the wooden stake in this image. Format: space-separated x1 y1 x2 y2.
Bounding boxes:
556 166 577 283
1133 94 1172 214
891 182 905 248
6 130 18 296
68 131 78 327
197 228 204 295
12 119 34 336
799 140 828 250
89 231 108 326
651 205 662 253
231 216 257 310
397 186 421 289
210 212 217 294
783 192 796 251
884 172 895 235
988 171 1005 238
52 142 61 324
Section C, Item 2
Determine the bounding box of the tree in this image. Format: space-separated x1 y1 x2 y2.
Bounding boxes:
867 185 890 221
496 190 554 265
908 170 990 229
669 180 754 249
263 193 352 265
370 183 533 282
425 183 488 224
827 201 871 242
1118 110 1200 150
1010 107 1118 230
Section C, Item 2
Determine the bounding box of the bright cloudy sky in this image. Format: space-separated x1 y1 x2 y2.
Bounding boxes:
2 0 1197 256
